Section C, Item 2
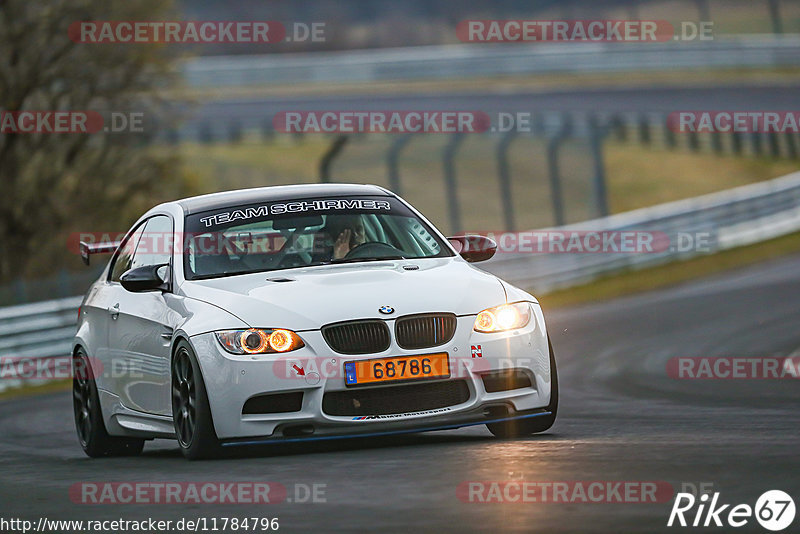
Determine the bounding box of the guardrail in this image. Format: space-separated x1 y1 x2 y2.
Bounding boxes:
0 296 82 392
1 170 800 392
181 35 800 87
485 170 800 292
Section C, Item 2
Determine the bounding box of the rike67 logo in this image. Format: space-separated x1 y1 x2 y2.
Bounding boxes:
668 490 795 531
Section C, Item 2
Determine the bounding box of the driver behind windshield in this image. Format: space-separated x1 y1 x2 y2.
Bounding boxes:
323 215 367 260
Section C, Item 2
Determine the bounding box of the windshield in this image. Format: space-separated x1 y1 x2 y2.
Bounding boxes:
183 195 453 280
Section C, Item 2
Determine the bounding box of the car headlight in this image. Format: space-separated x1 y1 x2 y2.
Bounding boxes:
215 329 305 355
474 302 533 333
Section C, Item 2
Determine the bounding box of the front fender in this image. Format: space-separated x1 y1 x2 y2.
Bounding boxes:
171 295 249 338
500 280 540 306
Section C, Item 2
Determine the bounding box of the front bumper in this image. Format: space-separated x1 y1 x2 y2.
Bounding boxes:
222 408 554 447
191 304 553 440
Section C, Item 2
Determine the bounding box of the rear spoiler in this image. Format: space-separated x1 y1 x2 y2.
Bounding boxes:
80 241 121 266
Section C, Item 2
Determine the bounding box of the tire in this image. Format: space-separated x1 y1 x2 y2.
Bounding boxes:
72 349 145 457
487 336 559 438
172 340 221 460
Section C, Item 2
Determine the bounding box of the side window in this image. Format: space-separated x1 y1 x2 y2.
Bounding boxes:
109 224 145 282
130 215 173 271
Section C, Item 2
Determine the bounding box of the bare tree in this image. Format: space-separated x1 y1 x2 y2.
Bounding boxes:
0 0 187 282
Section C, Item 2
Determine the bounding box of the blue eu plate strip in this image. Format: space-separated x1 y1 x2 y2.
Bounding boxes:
344 362 357 385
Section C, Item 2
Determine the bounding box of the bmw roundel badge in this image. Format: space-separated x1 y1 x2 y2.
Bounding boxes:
378 306 395 315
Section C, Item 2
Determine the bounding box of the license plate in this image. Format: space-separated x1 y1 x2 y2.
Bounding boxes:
344 353 450 387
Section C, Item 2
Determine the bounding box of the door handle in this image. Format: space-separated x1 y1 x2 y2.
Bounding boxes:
108 303 120 320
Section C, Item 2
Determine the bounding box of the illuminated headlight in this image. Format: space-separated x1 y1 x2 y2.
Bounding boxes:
474 302 533 333
215 329 304 355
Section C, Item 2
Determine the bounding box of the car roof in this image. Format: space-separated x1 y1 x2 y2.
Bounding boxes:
176 183 392 215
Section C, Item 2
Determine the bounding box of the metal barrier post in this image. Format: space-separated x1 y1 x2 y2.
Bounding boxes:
546 131 567 227
695 0 711 21
688 130 701 152
711 132 724 154
610 115 627 142
751 132 763 157
589 117 610 218
785 132 798 159
228 121 243 144
443 133 466 234
496 131 518 232
638 115 651 145
387 135 413 195
768 0 783 34
664 117 677 149
731 131 743 155
319 135 349 183
261 119 274 142
768 132 781 158
198 123 213 144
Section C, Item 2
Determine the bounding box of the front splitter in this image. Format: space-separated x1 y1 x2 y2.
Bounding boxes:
221 406 552 447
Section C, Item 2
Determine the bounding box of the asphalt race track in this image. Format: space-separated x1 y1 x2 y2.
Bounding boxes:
1 254 799 533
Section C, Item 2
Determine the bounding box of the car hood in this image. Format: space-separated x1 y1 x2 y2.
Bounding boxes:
179 258 506 330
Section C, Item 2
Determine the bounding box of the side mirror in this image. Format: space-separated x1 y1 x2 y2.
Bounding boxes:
120 264 169 292
447 235 497 263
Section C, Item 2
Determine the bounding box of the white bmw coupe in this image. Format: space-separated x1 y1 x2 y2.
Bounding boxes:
73 184 557 459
